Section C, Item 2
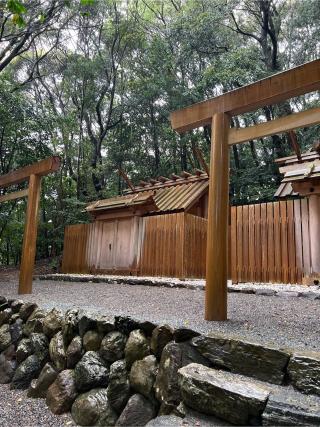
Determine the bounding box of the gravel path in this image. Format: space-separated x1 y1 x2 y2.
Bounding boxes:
0 384 75 427
1 277 319 351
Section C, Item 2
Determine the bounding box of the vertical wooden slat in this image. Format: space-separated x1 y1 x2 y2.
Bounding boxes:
230 207 237 283
260 203 268 283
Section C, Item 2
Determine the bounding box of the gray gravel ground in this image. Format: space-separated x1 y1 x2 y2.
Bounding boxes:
1 277 319 351
0 384 75 427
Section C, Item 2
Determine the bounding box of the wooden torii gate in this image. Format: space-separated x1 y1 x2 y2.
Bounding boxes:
170 59 320 321
0 157 61 294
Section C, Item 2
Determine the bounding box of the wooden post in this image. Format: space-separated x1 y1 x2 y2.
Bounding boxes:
205 113 230 320
309 195 320 276
19 174 42 294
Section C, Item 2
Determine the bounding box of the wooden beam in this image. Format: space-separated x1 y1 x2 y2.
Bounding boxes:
0 156 61 189
205 113 230 321
18 175 42 294
171 59 320 132
228 107 320 145
0 188 28 203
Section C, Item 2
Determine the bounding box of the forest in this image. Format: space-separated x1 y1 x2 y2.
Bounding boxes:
0 0 319 265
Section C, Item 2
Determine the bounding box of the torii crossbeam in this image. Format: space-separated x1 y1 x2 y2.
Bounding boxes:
170 59 320 321
0 157 61 294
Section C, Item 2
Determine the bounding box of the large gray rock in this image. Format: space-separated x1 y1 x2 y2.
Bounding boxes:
288 351 320 395
16 338 32 363
74 351 109 392
19 302 38 321
125 329 150 368
0 308 12 326
0 323 11 352
263 389 320 426
49 331 66 370
151 325 174 359
178 363 270 425
100 331 127 363
30 333 49 363
130 355 158 400
43 308 63 338
78 312 98 337
154 341 209 408
96 316 115 336
107 360 131 413
11 354 42 389
83 330 102 351
62 309 81 347
23 309 46 336
66 336 83 368
46 369 77 414
71 388 118 426
192 333 289 384
116 394 156 426
0 345 17 383
9 320 23 345
115 316 156 336
28 362 58 398
11 300 23 313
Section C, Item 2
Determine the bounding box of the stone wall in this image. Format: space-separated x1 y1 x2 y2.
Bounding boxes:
0 295 319 426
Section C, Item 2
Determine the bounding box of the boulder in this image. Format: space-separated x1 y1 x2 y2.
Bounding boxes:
178 363 270 425
263 389 320 426
116 394 156 426
11 354 42 389
49 331 66 370
9 313 21 324
78 312 98 337
154 341 209 407
151 325 174 359
0 308 12 327
288 351 320 395
43 308 63 338
107 360 131 413
100 331 127 363
0 302 9 311
16 337 33 363
0 345 17 383
145 415 183 427
71 388 118 426
83 330 102 351
10 319 23 345
30 333 49 363
115 316 156 336
46 369 77 414
192 333 289 384
74 351 109 392
96 316 115 335
0 323 11 352
173 328 200 343
62 309 81 347
19 302 38 321
66 336 83 368
130 355 158 400
11 300 23 313
125 329 150 368
27 362 58 398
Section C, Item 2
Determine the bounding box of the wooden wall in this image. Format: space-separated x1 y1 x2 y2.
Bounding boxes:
230 199 310 284
61 199 312 284
61 223 91 273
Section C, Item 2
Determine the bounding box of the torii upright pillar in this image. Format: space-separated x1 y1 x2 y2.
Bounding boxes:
0 157 61 294
170 59 320 320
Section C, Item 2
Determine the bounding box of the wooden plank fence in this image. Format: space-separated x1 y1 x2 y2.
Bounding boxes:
61 199 311 283
230 199 310 284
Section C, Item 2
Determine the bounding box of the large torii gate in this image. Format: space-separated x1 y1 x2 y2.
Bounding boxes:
170 59 320 321
0 157 61 294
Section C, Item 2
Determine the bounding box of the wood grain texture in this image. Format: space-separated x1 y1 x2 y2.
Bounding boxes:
171 59 320 132
0 156 60 189
205 113 230 320
18 175 41 294
0 188 28 203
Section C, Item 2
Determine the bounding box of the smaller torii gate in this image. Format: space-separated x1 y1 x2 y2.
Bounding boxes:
170 59 320 321
0 157 61 294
